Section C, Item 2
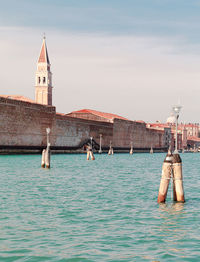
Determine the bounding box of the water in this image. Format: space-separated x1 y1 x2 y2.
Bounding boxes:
0 153 200 261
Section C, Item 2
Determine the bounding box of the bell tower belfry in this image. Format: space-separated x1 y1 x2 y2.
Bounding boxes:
35 36 53 106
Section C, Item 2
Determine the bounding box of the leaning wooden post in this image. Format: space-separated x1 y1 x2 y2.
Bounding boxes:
99 134 102 154
87 137 95 160
90 150 95 160
86 147 90 160
157 149 173 203
90 137 95 160
172 153 185 202
130 141 133 154
171 104 185 202
45 143 51 168
108 141 112 155
41 149 46 168
41 127 51 168
150 145 153 154
45 127 51 168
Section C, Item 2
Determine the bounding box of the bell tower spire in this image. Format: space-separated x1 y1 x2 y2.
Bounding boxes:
35 36 53 106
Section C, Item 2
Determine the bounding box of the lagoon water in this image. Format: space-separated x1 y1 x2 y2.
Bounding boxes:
0 153 200 261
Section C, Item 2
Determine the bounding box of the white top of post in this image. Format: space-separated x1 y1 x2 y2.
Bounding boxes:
46 127 51 134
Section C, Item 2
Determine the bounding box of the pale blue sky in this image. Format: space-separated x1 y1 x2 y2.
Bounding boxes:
0 0 200 122
1 0 200 40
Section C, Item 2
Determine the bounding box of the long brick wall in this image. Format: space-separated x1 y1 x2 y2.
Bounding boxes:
0 97 166 153
0 97 113 151
0 97 55 147
113 119 164 149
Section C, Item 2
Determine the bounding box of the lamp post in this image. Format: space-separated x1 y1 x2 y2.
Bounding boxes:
99 134 102 154
172 105 182 154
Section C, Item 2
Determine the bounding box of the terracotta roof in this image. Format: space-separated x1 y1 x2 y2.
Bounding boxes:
148 123 171 128
179 123 199 128
187 136 200 141
56 112 66 116
0 95 35 103
136 120 146 124
38 37 50 64
69 109 129 121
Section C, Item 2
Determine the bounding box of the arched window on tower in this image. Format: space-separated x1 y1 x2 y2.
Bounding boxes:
43 77 46 84
38 77 41 84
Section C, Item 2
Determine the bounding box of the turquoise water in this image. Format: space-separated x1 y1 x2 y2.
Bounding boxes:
0 153 200 261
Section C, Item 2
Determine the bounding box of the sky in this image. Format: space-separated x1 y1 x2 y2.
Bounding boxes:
1 0 200 122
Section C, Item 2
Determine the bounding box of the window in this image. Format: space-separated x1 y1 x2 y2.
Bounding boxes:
38 77 40 84
43 77 46 84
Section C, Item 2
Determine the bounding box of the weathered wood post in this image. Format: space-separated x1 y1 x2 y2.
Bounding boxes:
108 141 113 155
130 141 133 154
90 137 95 160
45 127 51 168
172 153 185 202
41 149 46 168
150 145 153 154
87 137 95 160
172 104 185 202
87 147 90 160
45 143 50 168
99 134 102 154
41 127 51 168
157 148 173 203
157 104 185 203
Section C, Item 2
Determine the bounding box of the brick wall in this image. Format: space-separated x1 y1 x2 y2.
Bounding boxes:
0 97 113 149
113 119 165 148
0 97 166 151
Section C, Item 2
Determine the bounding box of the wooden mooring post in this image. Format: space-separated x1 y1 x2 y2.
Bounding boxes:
41 127 51 168
87 137 95 160
157 148 185 203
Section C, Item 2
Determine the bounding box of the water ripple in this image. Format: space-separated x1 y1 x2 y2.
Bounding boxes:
0 153 200 261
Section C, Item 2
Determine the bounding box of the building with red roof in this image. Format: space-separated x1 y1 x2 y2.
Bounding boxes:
0 95 36 104
66 109 129 123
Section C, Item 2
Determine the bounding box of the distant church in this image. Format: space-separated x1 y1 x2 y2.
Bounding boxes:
35 36 53 106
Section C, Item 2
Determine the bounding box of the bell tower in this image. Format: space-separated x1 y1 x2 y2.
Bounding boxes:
35 36 53 106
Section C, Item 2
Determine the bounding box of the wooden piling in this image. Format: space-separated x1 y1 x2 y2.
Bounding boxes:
45 143 50 168
86 145 95 160
108 141 113 155
87 150 90 160
172 153 185 202
157 149 173 203
150 146 153 154
130 141 133 154
90 151 95 160
41 149 46 168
